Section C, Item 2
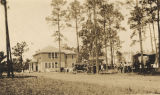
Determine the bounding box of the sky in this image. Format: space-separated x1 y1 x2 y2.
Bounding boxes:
0 0 158 59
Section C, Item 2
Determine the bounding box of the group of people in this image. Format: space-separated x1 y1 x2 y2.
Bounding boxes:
118 62 132 73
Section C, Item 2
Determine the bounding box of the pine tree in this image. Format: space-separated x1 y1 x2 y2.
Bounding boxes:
46 0 67 70
66 0 85 63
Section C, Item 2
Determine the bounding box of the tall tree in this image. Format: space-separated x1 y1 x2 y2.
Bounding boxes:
79 17 95 62
142 0 158 62
93 0 99 73
157 0 160 65
66 0 84 63
1 0 14 77
100 3 124 68
46 0 67 70
80 0 124 72
146 1 157 53
128 0 147 71
81 0 95 61
79 0 104 73
149 0 160 66
99 2 109 70
87 0 104 73
136 0 160 66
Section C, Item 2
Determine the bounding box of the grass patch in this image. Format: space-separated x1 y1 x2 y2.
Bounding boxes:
0 74 160 95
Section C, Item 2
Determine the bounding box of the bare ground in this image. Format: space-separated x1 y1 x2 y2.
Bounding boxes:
0 72 160 95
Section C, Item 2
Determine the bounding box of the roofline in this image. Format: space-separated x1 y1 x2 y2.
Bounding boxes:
33 52 76 57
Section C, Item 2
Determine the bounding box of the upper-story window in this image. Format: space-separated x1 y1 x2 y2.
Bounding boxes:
66 55 67 59
52 53 54 58
52 63 54 68
49 52 57 59
55 53 58 58
72 55 74 59
48 53 52 59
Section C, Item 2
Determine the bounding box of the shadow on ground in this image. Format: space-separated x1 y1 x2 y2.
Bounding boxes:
149 72 160 76
137 71 160 76
0 75 37 79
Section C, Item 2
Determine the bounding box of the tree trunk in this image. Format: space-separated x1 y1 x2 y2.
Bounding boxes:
58 12 61 71
138 28 144 71
150 2 158 54
113 42 115 67
104 20 108 71
9 49 14 77
93 0 99 73
108 21 113 68
3 0 14 77
137 0 144 72
110 41 113 68
157 0 160 66
149 3 158 66
20 55 23 71
75 11 80 63
105 45 108 71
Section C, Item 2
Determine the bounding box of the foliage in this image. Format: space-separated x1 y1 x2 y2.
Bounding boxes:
99 2 124 49
12 41 29 57
12 41 29 71
23 58 31 70
51 30 67 42
0 51 6 64
12 58 22 72
78 1 125 66
66 0 84 24
62 43 76 52
128 0 158 45
0 51 6 75
12 58 31 72
46 0 67 25
46 0 67 43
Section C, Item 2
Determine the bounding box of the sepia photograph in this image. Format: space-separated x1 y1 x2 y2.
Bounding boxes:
0 0 160 95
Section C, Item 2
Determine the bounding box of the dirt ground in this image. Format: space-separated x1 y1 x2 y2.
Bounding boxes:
0 72 160 95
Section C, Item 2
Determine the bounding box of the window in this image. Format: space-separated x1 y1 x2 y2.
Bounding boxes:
48 53 51 59
72 55 74 59
52 63 54 68
55 62 58 68
66 55 67 59
32 63 33 70
52 53 54 59
49 63 51 68
55 53 57 58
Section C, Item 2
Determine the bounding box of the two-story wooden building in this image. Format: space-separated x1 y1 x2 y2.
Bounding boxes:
29 46 76 72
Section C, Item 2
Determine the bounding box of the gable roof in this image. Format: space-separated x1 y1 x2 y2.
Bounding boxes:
34 46 76 56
